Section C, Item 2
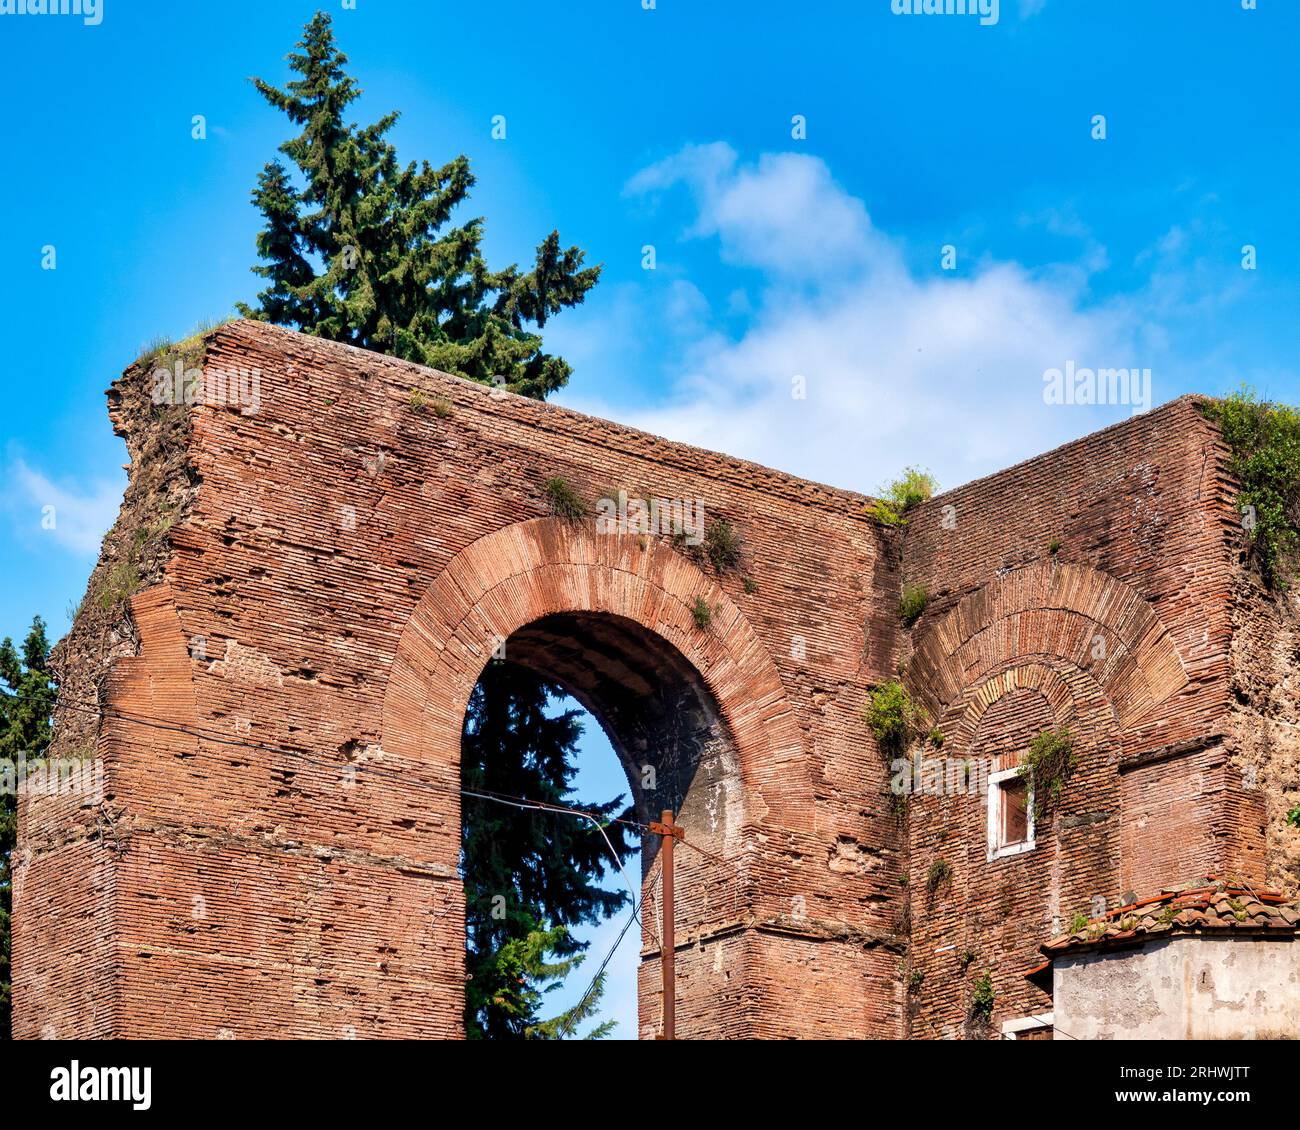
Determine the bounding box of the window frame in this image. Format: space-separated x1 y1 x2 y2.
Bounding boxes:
1001 1013 1054 1040
987 765 1035 861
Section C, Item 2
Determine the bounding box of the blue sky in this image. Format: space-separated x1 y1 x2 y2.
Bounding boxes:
2 0 1297 1037
539 705 641 1039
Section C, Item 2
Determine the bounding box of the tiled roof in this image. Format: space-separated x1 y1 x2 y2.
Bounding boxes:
1039 878 1300 959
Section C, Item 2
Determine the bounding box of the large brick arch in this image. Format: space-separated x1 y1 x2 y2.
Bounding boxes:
379 517 811 830
377 517 818 1038
909 560 1189 732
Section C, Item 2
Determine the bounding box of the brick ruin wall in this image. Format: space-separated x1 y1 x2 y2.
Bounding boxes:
898 398 1277 1036
14 320 1299 1039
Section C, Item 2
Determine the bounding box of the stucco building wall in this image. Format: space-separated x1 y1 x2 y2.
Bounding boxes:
1053 936 1300 1040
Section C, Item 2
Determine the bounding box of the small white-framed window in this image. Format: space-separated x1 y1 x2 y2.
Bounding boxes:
987 766 1034 861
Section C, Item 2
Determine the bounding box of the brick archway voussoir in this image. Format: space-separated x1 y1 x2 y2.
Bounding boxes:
379 519 810 828
911 561 1189 731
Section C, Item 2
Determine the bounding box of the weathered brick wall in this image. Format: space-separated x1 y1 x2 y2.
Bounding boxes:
10 802 117 1039
14 323 1285 1040
898 399 1251 1037
1223 565 1300 895
16 321 903 1039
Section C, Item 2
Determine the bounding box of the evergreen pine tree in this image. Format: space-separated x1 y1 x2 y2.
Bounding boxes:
238 11 600 398
243 13 631 1038
461 661 633 1039
0 616 57 1040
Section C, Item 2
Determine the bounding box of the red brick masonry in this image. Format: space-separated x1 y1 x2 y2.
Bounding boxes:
13 321 1295 1039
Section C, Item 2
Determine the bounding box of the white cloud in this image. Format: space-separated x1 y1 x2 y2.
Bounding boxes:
626 142 895 281
7 457 123 556
564 146 1156 498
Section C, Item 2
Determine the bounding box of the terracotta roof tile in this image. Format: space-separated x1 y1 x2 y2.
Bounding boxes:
1038 877 1300 960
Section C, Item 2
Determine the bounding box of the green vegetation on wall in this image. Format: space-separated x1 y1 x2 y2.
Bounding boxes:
864 680 926 757
1020 728 1075 820
1201 388 1300 590
868 467 938 528
898 582 928 627
543 476 587 520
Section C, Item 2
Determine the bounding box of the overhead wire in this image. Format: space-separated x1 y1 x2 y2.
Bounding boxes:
6 683 757 1024
5 683 668 943
6 687 1076 1038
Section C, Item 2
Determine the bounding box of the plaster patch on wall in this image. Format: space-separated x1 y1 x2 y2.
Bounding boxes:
208 639 285 688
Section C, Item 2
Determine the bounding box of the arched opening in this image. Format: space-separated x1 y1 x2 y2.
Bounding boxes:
379 518 813 1038
459 611 743 1039
501 613 739 830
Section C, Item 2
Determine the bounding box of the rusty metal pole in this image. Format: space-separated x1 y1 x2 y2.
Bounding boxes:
660 808 676 1040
